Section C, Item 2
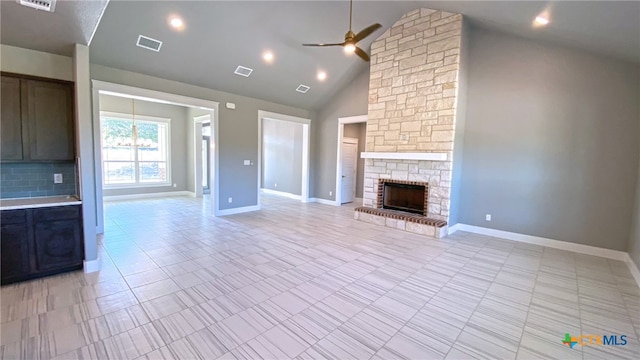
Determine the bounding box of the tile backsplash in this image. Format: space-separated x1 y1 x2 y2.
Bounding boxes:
0 163 77 199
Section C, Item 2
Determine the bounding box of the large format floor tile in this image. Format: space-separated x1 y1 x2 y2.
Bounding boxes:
1 194 639 359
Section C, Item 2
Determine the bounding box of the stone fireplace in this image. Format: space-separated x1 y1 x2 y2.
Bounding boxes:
354 8 464 239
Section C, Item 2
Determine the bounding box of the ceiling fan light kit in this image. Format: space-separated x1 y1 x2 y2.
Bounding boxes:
303 0 381 62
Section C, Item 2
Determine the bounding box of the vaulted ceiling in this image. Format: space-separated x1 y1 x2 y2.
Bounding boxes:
2 1 639 110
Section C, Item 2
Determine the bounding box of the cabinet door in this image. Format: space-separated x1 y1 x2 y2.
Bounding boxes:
25 80 75 161
1 211 32 282
1 76 24 161
33 218 83 271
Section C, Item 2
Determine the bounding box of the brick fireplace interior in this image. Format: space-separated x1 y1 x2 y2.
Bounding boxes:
379 180 428 215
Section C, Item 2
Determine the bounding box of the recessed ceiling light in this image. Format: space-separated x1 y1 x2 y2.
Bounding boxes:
534 15 549 26
262 51 274 63
317 71 327 81
169 16 184 29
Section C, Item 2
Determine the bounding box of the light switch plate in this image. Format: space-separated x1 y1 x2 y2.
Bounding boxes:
54 173 63 184
243 160 251 165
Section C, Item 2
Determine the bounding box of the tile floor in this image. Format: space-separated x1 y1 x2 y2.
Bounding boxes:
1 194 639 359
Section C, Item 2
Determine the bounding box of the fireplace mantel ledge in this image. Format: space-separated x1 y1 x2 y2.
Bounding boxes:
360 152 447 161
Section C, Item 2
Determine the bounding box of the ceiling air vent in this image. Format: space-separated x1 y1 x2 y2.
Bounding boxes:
136 35 163 52
234 66 253 77
16 0 56 12
296 84 310 94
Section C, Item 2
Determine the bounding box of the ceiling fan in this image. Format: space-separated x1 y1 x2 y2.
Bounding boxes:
303 0 382 62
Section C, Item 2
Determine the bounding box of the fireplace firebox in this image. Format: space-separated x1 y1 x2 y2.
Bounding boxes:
378 180 428 216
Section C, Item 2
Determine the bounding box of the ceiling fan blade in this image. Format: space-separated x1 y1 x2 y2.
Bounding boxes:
303 42 345 47
354 46 370 62
353 23 382 43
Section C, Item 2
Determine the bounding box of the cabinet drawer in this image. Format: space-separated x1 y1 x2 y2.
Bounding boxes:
33 205 80 222
1 209 28 224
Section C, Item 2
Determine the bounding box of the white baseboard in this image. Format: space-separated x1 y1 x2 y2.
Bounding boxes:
447 223 460 235
217 205 260 216
103 191 194 202
624 254 640 289
451 224 628 261
308 197 340 206
83 256 102 273
261 188 302 200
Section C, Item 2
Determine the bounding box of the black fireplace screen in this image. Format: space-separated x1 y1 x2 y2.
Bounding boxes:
382 183 426 215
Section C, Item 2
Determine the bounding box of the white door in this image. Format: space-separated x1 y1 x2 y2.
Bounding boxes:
340 139 358 204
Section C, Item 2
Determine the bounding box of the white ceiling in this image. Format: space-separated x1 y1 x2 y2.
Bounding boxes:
2 1 639 110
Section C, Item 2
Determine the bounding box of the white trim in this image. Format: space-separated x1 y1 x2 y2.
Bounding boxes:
83 256 102 273
92 81 217 110
217 205 260 216
308 197 340 206
360 152 448 161
339 115 368 124
624 254 640 289
261 188 302 200
103 191 194 202
447 223 460 235
259 111 312 125
258 110 312 208
336 115 367 207
452 224 628 261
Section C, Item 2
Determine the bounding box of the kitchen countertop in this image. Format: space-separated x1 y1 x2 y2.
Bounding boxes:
0 195 82 210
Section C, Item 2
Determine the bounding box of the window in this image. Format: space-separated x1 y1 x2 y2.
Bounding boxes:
100 112 171 187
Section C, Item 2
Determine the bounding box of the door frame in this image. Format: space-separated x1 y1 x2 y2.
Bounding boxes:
340 137 359 204
257 110 311 208
335 115 367 206
92 80 220 234
193 115 211 198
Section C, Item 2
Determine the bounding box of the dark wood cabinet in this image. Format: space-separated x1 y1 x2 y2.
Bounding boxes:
0 210 32 282
32 206 83 272
1 76 24 161
0 73 75 162
25 80 75 161
0 205 83 285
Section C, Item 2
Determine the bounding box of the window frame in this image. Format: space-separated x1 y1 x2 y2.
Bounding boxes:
99 111 172 189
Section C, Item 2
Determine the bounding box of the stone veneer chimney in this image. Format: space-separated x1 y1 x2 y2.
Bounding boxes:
363 9 464 225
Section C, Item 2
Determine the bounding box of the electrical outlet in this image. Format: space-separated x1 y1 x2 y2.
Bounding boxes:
274 183 277 188
53 174 63 184
173 183 177 188
485 214 492 221
228 197 233 203
329 191 333 196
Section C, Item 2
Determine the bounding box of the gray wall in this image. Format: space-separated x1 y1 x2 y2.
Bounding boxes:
459 27 640 251
91 64 314 210
449 19 470 226
0 44 73 81
261 118 303 195
630 138 640 270
343 122 366 198
312 67 369 200
99 94 189 197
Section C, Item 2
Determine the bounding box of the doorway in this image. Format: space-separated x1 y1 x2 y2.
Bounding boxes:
336 115 367 206
340 138 358 204
257 110 311 208
92 81 219 233
202 123 211 194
